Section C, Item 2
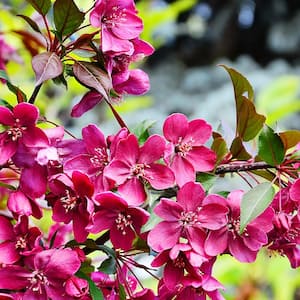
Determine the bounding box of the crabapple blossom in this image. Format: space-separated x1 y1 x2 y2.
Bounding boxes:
0 103 49 165
163 113 217 186
88 191 149 250
105 133 175 205
148 182 228 252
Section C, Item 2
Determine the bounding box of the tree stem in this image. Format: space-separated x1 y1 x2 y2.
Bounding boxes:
28 84 42 104
215 161 273 174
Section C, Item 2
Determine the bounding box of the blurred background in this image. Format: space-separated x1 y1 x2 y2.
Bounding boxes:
1 0 300 299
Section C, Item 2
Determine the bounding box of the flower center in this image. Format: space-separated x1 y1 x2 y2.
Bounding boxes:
115 212 132 235
130 163 147 178
175 138 194 157
180 211 198 227
60 190 78 212
173 256 185 268
102 6 127 28
15 236 27 249
7 119 26 141
90 147 108 169
28 270 49 293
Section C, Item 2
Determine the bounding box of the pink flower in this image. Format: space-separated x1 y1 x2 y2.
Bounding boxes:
0 248 81 299
0 103 49 165
90 0 143 54
163 113 216 186
64 124 112 193
88 192 149 250
148 182 228 253
205 190 274 263
0 215 42 264
105 133 175 205
47 171 94 242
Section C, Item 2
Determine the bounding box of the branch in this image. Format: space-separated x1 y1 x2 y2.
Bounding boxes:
215 161 274 174
28 84 42 104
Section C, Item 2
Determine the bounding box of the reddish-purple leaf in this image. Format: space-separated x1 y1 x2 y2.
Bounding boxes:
279 130 300 151
73 61 112 100
32 52 63 86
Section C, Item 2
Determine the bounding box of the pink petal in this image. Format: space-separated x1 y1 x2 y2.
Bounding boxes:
0 134 17 164
147 221 181 252
13 103 38 126
0 216 14 240
71 91 103 117
114 69 150 95
73 212 89 243
110 224 136 250
186 227 207 255
290 178 300 202
94 191 128 209
82 124 106 151
177 182 205 211
36 248 81 280
164 260 184 290
7 191 33 216
145 164 175 189
0 266 30 289
171 155 195 187
228 236 257 263
88 210 116 234
114 134 139 164
242 226 267 251
22 126 49 148
153 198 182 221
0 106 14 125
198 204 228 230
139 135 166 163
72 171 94 198
186 146 216 172
204 228 228 256
64 155 97 175
184 119 212 145
0 241 20 264
118 177 147 205
163 113 188 144
104 159 131 184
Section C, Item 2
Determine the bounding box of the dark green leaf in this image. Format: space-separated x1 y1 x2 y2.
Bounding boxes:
279 130 300 151
0 70 9 81
17 15 42 33
258 125 285 166
98 256 116 274
230 137 252 160
240 182 275 233
52 73 68 89
0 99 13 110
217 191 230 198
132 120 156 144
26 0 51 15
53 0 85 37
221 65 266 141
76 270 104 300
211 135 228 165
141 210 162 233
196 172 216 192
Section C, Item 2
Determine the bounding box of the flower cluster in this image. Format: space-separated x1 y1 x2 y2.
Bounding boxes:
0 0 300 299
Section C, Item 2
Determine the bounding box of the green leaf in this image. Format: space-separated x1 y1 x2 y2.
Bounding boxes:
211 134 228 165
53 0 85 37
118 284 127 300
196 172 216 192
76 270 104 300
0 99 13 110
0 70 9 81
141 210 162 233
258 125 285 166
26 0 51 15
17 14 42 33
132 120 156 144
240 182 275 233
221 65 266 141
98 256 116 274
230 137 252 160
279 130 300 151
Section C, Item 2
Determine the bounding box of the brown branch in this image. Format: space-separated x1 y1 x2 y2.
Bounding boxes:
215 161 274 174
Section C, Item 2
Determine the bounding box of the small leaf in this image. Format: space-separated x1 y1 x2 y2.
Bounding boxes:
132 120 156 144
196 173 216 192
141 211 162 233
26 0 51 15
211 135 228 165
258 125 285 166
54 0 85 37
32 52 63 86
230 137 252 160
279 130 300 151
73 61 112 100
0 70 9 81
240 182 275 233
221 65 266 141
237 96 266 141
17 15 42 33
119 284 126 300
98 256 116 274
76 270 104 300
